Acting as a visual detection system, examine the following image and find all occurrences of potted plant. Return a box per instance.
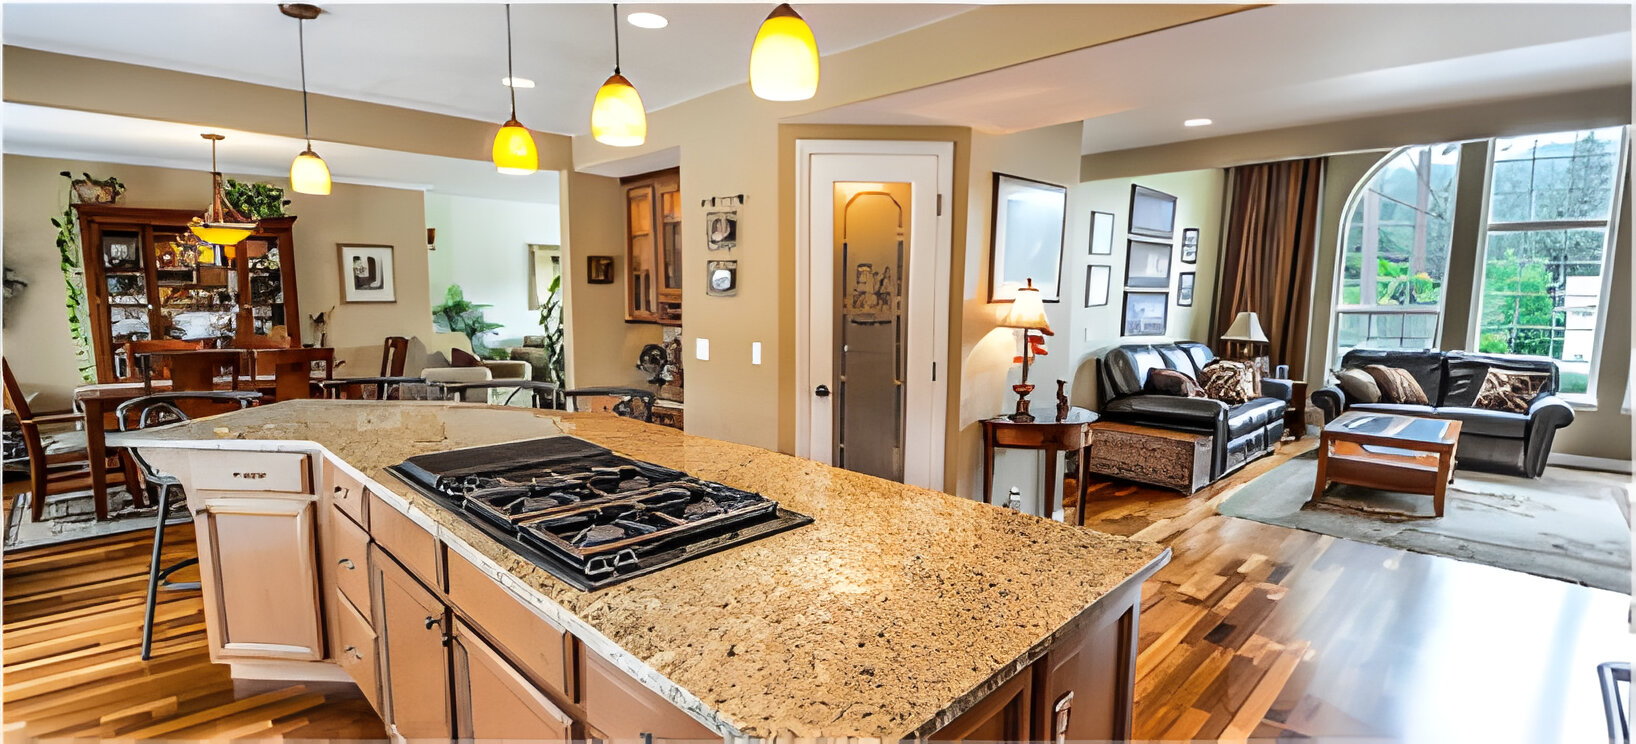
[432,284,505,358]
[68,172,126,204]
[223,180,292,219]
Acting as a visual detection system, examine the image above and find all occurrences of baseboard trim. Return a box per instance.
[1547,453,1634,474]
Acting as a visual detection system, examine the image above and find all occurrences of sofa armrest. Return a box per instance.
[1259,377,1294,402]
[483,359,531,381]
[1102,394,1228,426]
[1521,394,1575,477]
[1527,395,1575,430]
[1311,386,1345,422]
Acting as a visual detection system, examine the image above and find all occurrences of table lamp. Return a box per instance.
[1221,311,1269,369]
[999,278,1053,422]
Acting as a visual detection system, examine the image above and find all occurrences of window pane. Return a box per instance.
[1491,127,1624,222]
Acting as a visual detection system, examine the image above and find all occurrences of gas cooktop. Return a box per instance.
[386,436,812,590]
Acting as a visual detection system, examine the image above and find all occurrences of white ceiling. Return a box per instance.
[787,4,1632,155]
[2,103,562,203]
[2,2,971,136]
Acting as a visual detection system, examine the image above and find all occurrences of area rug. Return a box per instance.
[1219,452,1632,593]
[4,485,190,553]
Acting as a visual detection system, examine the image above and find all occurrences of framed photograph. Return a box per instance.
[1121,291,1169,337]
[1178,272,1196,306]
[338,243,396,303]
[1129,184,1177,239]
[586,255,615,284]
[706,210,738,251]
[102,235,142,270]
[706,260,737,297]
[1124,238,1173,289]
[1088,210,1115,255]
[988,173,1068,302]
[1084,265,1111,307]
[1180,228,1199,264]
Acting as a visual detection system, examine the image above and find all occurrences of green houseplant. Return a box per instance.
[55,171,96,381]
[536,275,566,386]
[223,180,292,219]
[432,284,505,359]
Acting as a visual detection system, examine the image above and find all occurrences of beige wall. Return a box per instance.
[1305,150,1391,387]
[3,153,435,408]
[558,170,662,391]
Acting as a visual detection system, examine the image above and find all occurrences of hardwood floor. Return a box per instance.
[1,516,386,741]
[1074,439,1630,742]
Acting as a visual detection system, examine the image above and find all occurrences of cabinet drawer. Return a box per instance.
[583,651,715,741]
[325,460,369,528]
[445,550,571,701]
[335,591,381,714]
[192,451,311,493]
[331,506,372,618]
[369,493,441,590]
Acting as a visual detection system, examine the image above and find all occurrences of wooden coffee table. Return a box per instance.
[1311,411,1462,517]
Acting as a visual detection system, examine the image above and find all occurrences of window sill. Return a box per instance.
[1558,393,1598,411]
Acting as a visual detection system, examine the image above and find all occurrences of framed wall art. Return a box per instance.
[1121,291,1169,336]
[338,243,396,303]
[988,173,1068,302]
[1124,238,1173,289]
[586,255,615,284]
[1129,184,1177,239]
[1178,272,1196,306]
[1088,210,1115,255]
[1084,265,1111,307]
[707,210,738,251]
[1180,228,1199,264]
[706,260,738,297]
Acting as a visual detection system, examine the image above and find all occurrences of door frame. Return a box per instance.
[794,139,954,491]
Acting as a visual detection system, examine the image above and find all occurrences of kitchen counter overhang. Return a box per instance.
[119,400,1170,740]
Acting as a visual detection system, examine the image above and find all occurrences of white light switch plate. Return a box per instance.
[695,338,710,361]
[751,342,762,365]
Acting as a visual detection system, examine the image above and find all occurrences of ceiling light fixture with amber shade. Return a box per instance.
[749,3,819,101]
[591,3,647,147]
[281,3,331,195]
[492,4,539,175]
[188,133,258,247]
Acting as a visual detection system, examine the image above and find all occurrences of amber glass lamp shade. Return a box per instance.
[591,73,647,147]
[492,118,539,175]
[749,4,818,101]
[189,222,255,247]
[289,149,332,195]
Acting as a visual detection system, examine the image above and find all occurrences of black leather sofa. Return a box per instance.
[1312,349,1575,478]
[1098,342,1292,482]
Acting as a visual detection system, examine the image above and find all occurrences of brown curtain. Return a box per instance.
[1211,158,1324,375]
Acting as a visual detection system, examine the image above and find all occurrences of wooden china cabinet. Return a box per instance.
[74,204,300,382]
[623,169,681,325]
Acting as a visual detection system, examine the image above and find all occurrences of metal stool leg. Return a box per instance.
[140,484,199,661]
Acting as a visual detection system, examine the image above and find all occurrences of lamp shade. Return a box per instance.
[591,73,647,147]
[492,118,539,175]
[1221,311,1269,342]
[289,149,332,195]
[189,223,256,247]
[749,4,819,101]
[998,280,1053,335]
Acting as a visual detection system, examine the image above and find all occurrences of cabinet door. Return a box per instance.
[930,671,1032,743]
[451,619,573,742]
[626,183,658,321]
[373,546,453,740]
[582,651,716,742]
[194,495,324,661]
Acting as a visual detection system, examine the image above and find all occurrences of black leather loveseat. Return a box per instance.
[1099,342,1292,482]
[1312,349,1574,478]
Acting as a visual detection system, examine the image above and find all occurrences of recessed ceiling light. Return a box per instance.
[1184,118,1213,127]
[502,76,535,89]
[627,12,667,29]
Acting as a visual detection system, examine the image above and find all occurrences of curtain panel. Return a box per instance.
[1212,158,1325,374]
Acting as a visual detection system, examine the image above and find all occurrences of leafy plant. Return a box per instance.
[223,180,291,219]
[536,275,566,386]
[432,284,505,358]
[71,172,126,201]
[55,171,95,381]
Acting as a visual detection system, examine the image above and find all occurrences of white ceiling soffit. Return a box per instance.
[1,3,972,137]
[1,103,561,204]
[783,4,1632,155]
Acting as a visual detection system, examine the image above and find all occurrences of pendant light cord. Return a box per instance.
[298,18,312,149]
[505,4,518,119]
[611,3,621,74]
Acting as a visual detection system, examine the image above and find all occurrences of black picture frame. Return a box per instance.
[1178,272,1196,307]
[586,255,615,284]
[1129,184,1178,239]
[1088,210,1115,255]
[1084,265,1110,307]
[1180,228,1199,264]
[1121,291,1169,337]
[1124,238,1173,289]
[988,172,1068,303]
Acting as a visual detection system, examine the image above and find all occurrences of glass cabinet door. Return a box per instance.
[97,228,149,379]
[241,237,286,336]
[153,229,236,345]
[626,185,656,321]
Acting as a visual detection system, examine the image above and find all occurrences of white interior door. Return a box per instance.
[796,140,952,491]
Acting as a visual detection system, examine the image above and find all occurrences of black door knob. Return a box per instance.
[815,384,831,398]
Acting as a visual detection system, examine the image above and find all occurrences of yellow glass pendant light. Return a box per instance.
[282,4,330,195]
[591,4,646,147]
[749,3,818,101]
[189,134,257,247]
[492,4,538,175]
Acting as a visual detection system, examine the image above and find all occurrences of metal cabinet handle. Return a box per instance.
[342,645,362,660]
[815,384,831,398]
[424,615,441,630]
[337,558,355,570]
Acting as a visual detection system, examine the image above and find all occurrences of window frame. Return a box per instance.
[1466,127,1629,408]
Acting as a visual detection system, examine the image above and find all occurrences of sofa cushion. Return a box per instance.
[1227,397,1286,438]
[1350,402,1438,416]
[1442,352,1559,407]
[1144,369,1206,398]
[1179,342,1215,375]
[1364,365,1429,405]
[1200,359,1257,405]
[1101,343,1206,399]
[1157,346,1197,378]
[1335,368,1381,404]
[1472,369,1551,413]
[1341,349,1445,402]
[1433,406,1529,439]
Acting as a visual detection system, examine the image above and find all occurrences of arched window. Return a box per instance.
[1331,144,1462,363]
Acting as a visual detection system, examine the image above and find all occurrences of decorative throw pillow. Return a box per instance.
[1198,359,1256,405]
[1363,364,1429,405]
[1473,369,1550,413]
[1144,369,1207,398]
[1335,368,1381,404]
[450,347,485,368]
[424,351,452,370]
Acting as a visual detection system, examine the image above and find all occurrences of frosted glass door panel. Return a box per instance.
[833,182,912,482]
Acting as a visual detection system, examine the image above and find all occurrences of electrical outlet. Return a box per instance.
[751,342,762,365]
[695,338,710,361]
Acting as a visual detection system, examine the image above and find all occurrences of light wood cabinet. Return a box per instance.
[582,650,716,742]
[624,169,681,325]
[452,618,574,742]
[372,546,453,740]
[334,591,381,712]
[193,494,325,662]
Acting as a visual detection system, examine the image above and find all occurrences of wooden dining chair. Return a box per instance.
[140,349,243,392]
[3,359,141,521]
[561,387,657,422]
[381,336,410,377]
[233,333,292,350]
[251,347,334,402]
[123,339,204,380]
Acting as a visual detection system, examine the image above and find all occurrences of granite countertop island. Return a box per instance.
[120,400,1169,741]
